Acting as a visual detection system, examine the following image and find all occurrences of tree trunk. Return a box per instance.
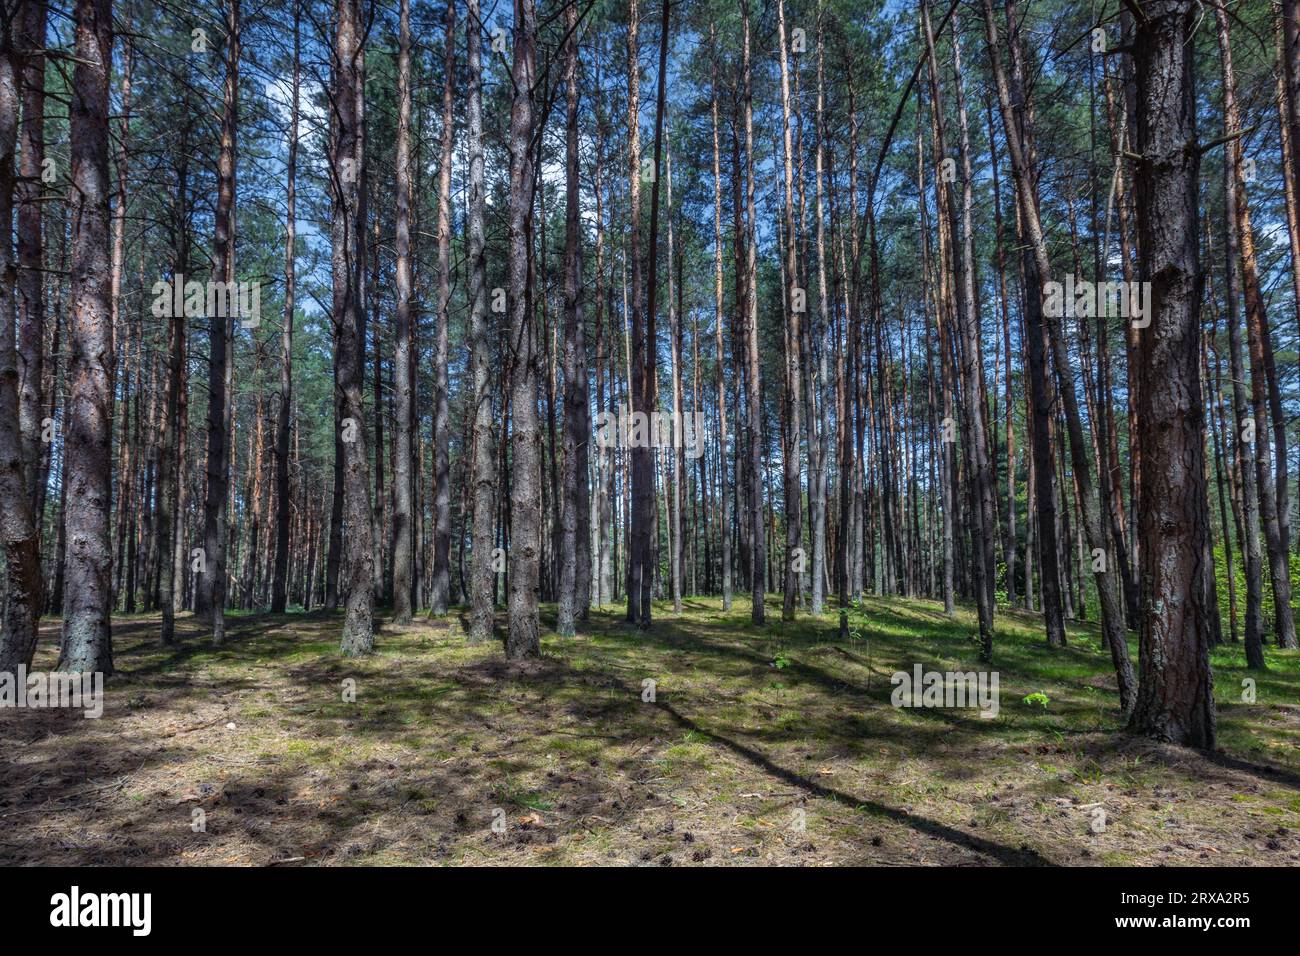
[466,0,496,644]
[16,0,45,518]
[334,0,375,656]
[391,0,415,625]
[1127,0,1217,748]
[709,28,732,612]
[1215,4,1266,668]
[776,0,803,623]
[429,0,455,618]
[505,0,541,659]
[740,0,765,625]
[0,46,43,672]
[625,0,649,627]
[1221,9,1298,652]
[202,0,239,645]
[981,0,1065,651]
[984,0,1136,709]
[558,0,590,636]
[58,0,115,675]
[271,3,299,615]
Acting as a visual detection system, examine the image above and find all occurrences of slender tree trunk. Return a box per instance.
[807,13,830,616]
[709,28,732,612]
[924,0,995,657]
[558,0,590,636]
[1220,10,1297,651]
[58,0,115,675]
[272,4,299,614]
[202,0,239,645]
[391,0,415,625]
[776,0,803,622]
[505,0,541,659]
[0,46,43,672]
[987,94,1017,609]
[740,0,765,625]
[636,0,670,625]
[665,130,685,615]
[981,0,1066,651]
[16,0,45,518]
[1216,5,1266,668]
[334,0,375,656]
[466,0,496,644]
[429,0,455,618]
[625,0,649,627]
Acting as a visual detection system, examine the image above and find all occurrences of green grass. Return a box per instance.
[4,594,1297,866]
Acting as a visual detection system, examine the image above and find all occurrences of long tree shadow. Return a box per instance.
[472,634,1057,866]
[648,694,1051,865]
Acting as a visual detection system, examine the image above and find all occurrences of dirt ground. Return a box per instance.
[3,597,1298,866]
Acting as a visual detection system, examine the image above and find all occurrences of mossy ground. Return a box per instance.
[3,595,1297,866]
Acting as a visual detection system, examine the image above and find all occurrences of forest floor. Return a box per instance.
[3,595,1299,866]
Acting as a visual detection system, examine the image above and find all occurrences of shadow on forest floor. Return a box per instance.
[2,595,1298,866]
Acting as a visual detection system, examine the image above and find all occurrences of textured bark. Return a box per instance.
[776,0,803,623]
[0,45,43,672]
[950,12,998,653]
[108,33,131,613]
[986,94,1017,609]
[334,0,375,656]
[466,0,496,644]
[271,4,299,615]
[325,415,343,610]
[806,16,830,617]
[505,0,541,660]
[709,30,732,612]
[58,0,115,675]
[1127,0,1216,749]
[636,0,669,624]
[391,0,415,625]
[237,347,266,610]
[666,133,684,615]
[624,0,660,629]
[163,145,191,632]
[740,0,765,625]
[1098,64,1141,630]
[429,0,455,618]
[202,0,239,645]
[1283,0,1300,334]
[169,184,189,621]
[16,0,45,516]
[157,156,188,645]
[624,0,647,625]
[593,65,614,610]
[557,0,590,636]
